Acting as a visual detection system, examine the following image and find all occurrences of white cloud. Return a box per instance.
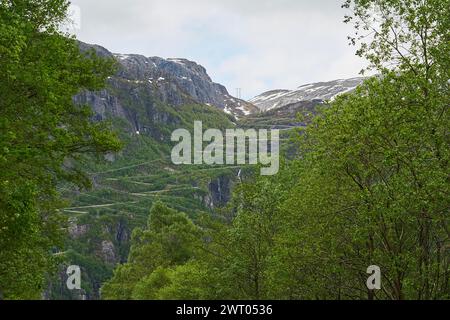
[71,0,366,98]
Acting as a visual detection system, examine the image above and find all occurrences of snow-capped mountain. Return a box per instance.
[249,77,366,112]
[113,54,257,117]
[77,42,257,118]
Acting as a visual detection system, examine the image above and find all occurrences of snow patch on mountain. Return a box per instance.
[250,77,365,111]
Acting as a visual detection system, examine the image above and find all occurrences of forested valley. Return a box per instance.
[0,0,448,300]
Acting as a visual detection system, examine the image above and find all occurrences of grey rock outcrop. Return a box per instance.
[77,42,257,122]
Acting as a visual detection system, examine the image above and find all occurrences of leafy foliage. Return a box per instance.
[101,0,448,300]
[0,0,121,299]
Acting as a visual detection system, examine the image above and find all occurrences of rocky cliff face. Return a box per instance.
[77,42,257,122]
[208,175,232,208]
[249,77,365,111]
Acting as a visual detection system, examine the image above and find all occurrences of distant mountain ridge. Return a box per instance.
[249,77,365,112]
[78,42,257,119]
[78,42,365,120]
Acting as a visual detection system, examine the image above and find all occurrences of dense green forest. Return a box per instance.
[0,0,449,300]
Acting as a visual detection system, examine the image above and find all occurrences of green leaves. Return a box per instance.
[101,202,205,300]
[0,0,121,299]
[347,0,450,77]
[272,67,449,299]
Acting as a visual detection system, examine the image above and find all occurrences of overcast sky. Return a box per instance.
[69,0,366,99]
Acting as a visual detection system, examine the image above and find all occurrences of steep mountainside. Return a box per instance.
[48,43,261,300]
[78,42,257,120]
[249,77,365,111]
